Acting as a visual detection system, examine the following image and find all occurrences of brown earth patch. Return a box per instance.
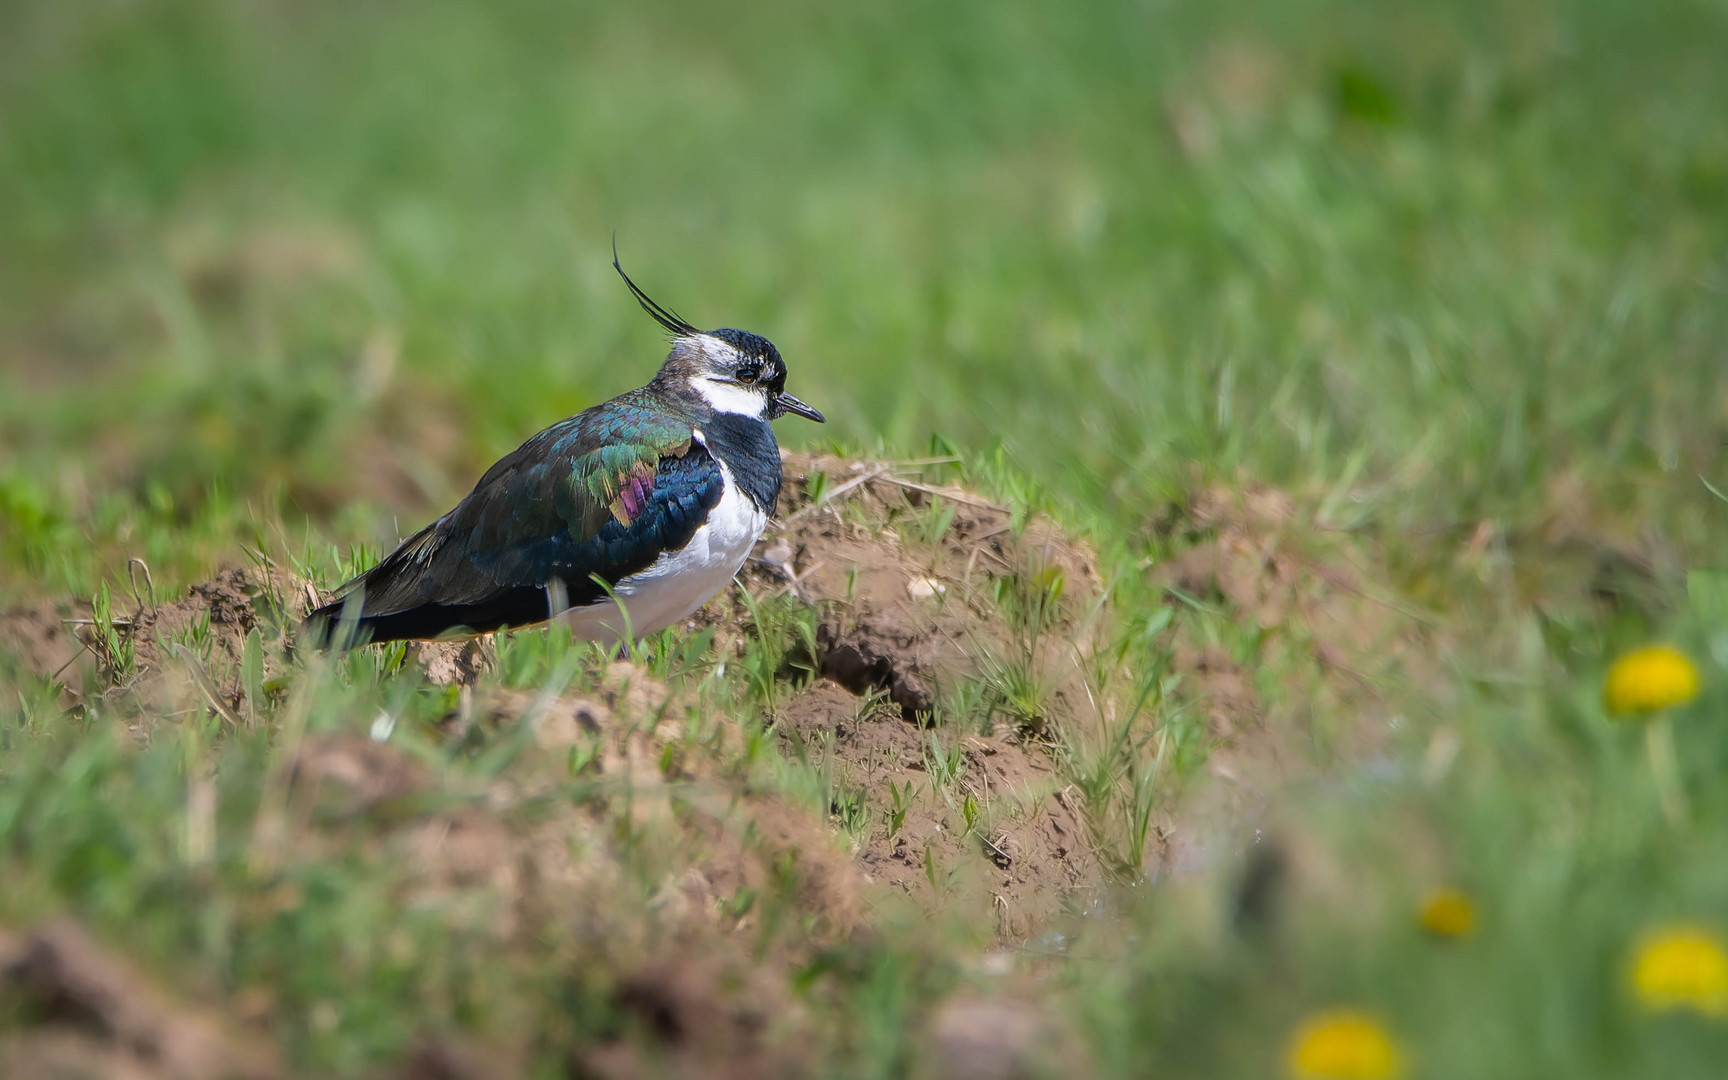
[516,663,870,939]
[686,453,1112,931]
[1171,643,1265,743]
[0,920,284,1080]
[233,680,846,1075]
[126,567,298,676]
[412,637,497,689]
[508,453,1113,937]
[0,565,304,717]
[682,788,869,939]
[0,597,93,704]
[288,733,437,819]
[77,565,312,722]
[0,563,509,731]
[572,954,806,1080]
[280,664,867,942]
[772,680,1096,938]
[705,452,1100,731]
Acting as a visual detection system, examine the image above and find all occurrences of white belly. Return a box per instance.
[557,465,766,645]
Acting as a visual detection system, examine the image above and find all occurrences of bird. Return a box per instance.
[303,250,824,648]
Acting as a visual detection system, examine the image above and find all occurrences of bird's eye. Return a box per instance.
[736,364,761,383]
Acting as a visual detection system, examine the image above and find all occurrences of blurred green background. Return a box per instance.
[4,0,1723,598]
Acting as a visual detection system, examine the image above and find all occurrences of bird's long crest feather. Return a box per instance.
[612,235,699,337]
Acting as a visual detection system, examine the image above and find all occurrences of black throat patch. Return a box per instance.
[698,412,782,514]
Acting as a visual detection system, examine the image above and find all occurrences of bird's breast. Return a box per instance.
[557,461,767,642]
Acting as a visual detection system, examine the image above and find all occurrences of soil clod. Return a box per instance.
[0,920,284,1080]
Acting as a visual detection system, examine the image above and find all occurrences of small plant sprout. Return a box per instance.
[832,785,870,839]
[887,779,920,837]
[804,468,829,508]
[735,585,819,707]
[1060,665,1171,876]
[720,886,757,924]
[960,791,981,837]
[976,646,1055,735]
[924,733,966,800]
[1123,729,1166,873]
[923,843,962,904]
[911,500,957,551]
[91,581,136,682]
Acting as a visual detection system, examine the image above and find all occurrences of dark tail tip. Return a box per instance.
[298,600,373,652]
[297,607,338,651]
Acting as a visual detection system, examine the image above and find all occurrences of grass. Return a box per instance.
[3,0,1728,1076]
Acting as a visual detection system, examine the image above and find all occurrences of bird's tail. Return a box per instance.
[298,520,447,649]
[298,591,375,651]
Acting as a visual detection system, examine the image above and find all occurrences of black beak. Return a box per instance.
[773,392,825,423]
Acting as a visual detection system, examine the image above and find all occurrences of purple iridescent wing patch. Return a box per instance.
[609,465,656,526]
[604,436,693,527]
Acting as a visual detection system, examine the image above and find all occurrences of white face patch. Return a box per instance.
[678,333,770,417]
[694,377,769,417]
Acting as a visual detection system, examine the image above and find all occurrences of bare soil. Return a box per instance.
[694,453,1112,932]
[734,453,1099,722]
[0,920,284,1080]
[0,597,91,706]
[773,680,1095,939]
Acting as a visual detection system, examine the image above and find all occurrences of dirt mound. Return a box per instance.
[1162,484,1424,677]
[0,564,312,724]
[572,954,806,1080]
[0,598,92,704]
[710,454,1099,726]
[264,679,849,1077]
[1,566,305,717]
[125,566,305,698]
[696,454,1110,929]
[475,665,870,940]
[774,681,1094,938]
[1160,483,1431,743]
[0,920,284,1080]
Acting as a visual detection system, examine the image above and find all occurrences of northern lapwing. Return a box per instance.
[304,251,824,648]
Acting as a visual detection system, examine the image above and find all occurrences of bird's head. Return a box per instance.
[615,248,824,424]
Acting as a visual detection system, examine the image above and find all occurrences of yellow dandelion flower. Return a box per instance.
[1286,1009,1404,1080]
[1417,887,1476,939]
[1605,645,1701,716]
[1631,924,1728,1017]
